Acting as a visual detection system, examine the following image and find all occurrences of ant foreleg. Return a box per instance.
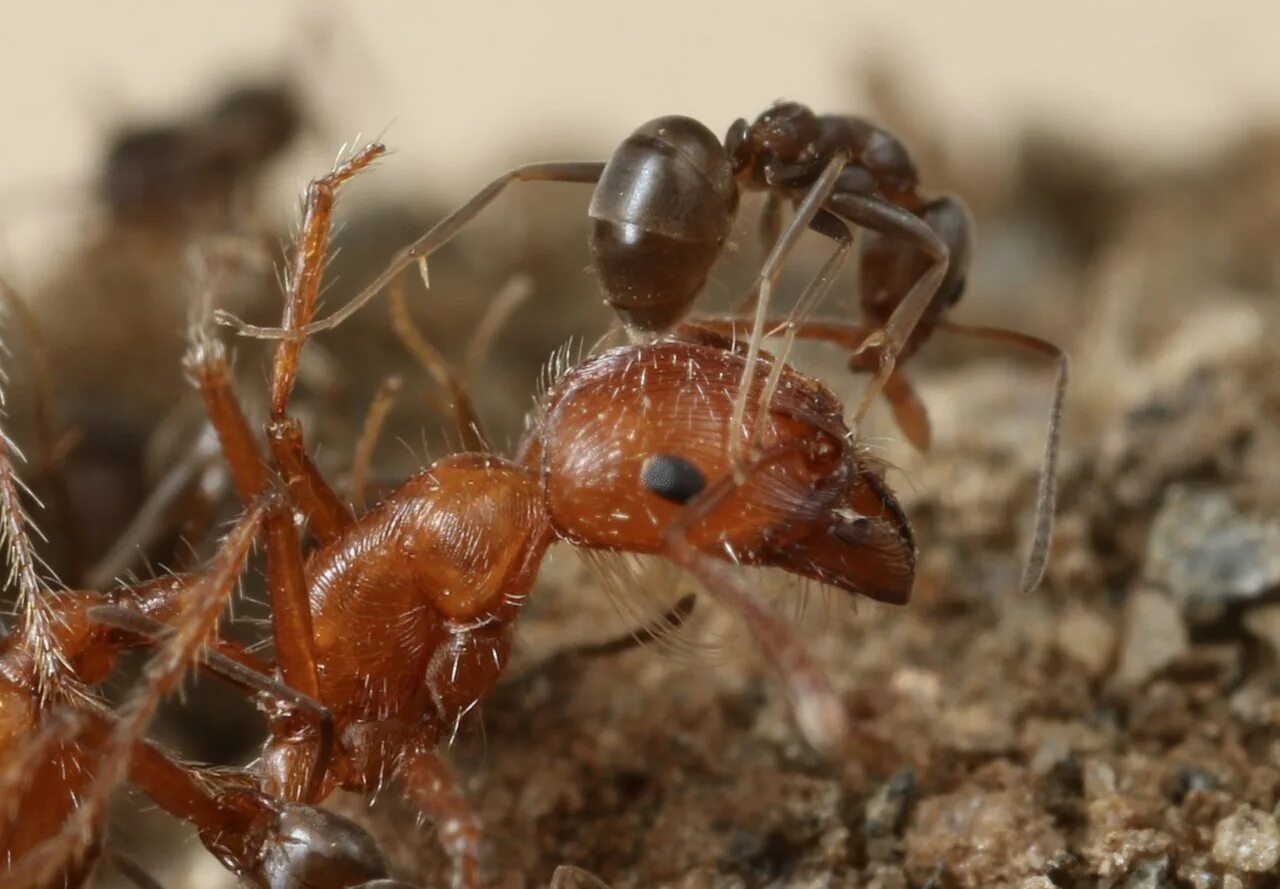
[551,865,613,889]
[824,192,950,429]
[351,374,403,511]
[88,603,335,804]
[729,152,851,474]
[748,210,854,450]
[217,161,606,340]
[396,742,485,889]
[3,502,264,887]
[184,334,330,729]
[663,446,847,754]
[686,317,932,450]
[390,275,489,453]
[262,145,388,542]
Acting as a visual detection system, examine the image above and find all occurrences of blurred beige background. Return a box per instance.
[1,0,1277,199]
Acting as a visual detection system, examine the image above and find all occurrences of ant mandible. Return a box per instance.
[150,141,916,887]
[217,101,1066,593]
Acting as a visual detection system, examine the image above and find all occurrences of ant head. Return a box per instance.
[539,340,915,606]
[206,83,303,165]
[99,124,195,222]
[726,102,821,183]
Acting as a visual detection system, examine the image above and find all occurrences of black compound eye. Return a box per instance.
[641,454,706,505]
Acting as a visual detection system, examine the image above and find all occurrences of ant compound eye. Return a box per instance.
[641,454,707,505]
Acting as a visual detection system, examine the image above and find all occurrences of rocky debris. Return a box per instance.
[903,765,1067,888]
[1211,805,1280,875]
[1145,487,1280,623]
[1111,589,1188,690]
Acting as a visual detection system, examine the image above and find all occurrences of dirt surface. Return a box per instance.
[3,85,1279,889]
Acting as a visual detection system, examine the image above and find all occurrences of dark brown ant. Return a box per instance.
[98,79,304,229]
[218,101,1065,591]
[61,141,921,888]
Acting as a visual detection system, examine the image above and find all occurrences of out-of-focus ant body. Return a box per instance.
[221,101,1066,592]
[99,80,304,230]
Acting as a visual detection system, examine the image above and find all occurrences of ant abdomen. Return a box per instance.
[588,116,739,332]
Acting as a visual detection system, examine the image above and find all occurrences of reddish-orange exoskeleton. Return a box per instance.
[219,100,1066,593]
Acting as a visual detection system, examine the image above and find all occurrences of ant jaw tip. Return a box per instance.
[796,698,848,757]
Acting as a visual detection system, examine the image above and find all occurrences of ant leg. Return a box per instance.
[937,322,1069,594]
[748,210,854,449]
[0,278,83,582]
[85,423,225,588]
[389,275,489,452]
[87,604,334,801]
[551,866,613,889]
[262,146,389,542]
[663,446,847,754]
[397,743,484,889]
[3,503,264,887]
[824,192,950,428]
[729,153,850,474]
[185,333,329,762]
[462,274,534,381]
[0,384,72,702]
[684,317,933,450]
[217,161,607,340]
[351,374,403,510]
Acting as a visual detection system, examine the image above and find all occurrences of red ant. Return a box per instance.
[218,101,1067,593]
[7,138,911,888]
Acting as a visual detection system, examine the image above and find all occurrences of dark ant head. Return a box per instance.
[206,83,303,166]
[726,102,822,184]
[257,803,392,888]
[99,124,195,222]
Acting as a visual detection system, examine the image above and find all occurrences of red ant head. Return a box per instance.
[535,339,915,606]
[726,102,822,186]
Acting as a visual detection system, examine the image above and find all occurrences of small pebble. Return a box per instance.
[1211,805,1280,873]
[1122,857,1173,889]
[1145,487,1280,622]
[1112,590,1188,689]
